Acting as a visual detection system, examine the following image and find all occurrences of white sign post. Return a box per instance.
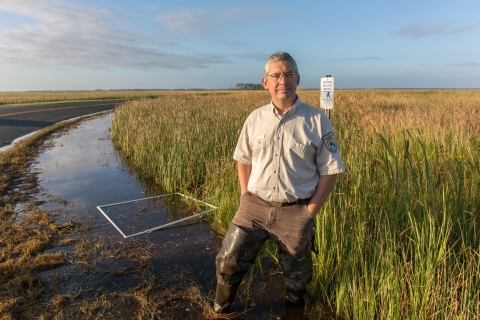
[320,75,334,118]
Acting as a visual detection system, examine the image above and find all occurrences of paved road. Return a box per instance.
[0,100,124,147]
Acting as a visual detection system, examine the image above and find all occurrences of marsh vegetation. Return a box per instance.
[0,90,231,106]
[1,89,479,319]
[111,89,480,319]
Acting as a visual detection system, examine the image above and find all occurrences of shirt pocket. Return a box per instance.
[284,141,312,168]
[250,136,271,160]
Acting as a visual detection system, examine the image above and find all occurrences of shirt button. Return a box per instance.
[274,170,276,173]
[277,137,280,140]
[273,187,276,190]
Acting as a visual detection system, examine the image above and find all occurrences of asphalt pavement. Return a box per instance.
[0,100,124,147]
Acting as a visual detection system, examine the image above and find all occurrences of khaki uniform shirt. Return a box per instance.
[233,97,345,203]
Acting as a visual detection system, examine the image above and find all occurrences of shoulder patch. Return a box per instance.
[322,132,338,153]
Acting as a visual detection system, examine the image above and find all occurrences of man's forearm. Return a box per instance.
[307,174,338,216]
[237,162,252,195]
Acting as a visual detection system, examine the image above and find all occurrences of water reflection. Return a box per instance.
[34,114,153,216]
[29,113,219,287]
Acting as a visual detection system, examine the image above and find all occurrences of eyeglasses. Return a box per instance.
[266,72,297,81]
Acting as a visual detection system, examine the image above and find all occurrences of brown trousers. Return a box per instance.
[216,192,315,302]
[232,191,314,255]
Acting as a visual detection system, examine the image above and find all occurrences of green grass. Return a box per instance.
[111,89,480,319]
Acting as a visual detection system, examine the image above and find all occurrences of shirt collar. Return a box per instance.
[270,95,302,117]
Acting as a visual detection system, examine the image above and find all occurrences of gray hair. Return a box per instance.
[264,52,299,77]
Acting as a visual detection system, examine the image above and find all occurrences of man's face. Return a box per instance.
[262,60,300,105]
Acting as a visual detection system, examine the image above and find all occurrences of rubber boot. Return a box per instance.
[213,283,238,313]
[214,223,265,313]
[277,242,312,304]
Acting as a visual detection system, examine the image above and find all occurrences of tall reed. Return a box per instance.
[111,89,480,319]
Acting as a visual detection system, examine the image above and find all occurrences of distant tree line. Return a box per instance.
[235,83,264,90]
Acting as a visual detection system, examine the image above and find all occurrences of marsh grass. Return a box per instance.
[43,240,225,319]
[46,269,235,320]
[0,90,233,106]
[111,89,480,319]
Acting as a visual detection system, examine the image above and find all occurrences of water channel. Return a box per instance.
[22,113,293,319]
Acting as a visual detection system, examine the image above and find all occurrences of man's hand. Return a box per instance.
[307,174,338,216]
[238,162,252,195]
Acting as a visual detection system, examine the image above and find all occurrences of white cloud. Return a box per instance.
[392,24,448,39]
[156,6,279,35]
[392,21,480,39]
[156,10,217,35]
[450,62,480,67]
[447,22,480,34]
[0,0,229,69]
[332,57,383,61]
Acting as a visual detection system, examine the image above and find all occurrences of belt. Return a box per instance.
[256,194,311,208]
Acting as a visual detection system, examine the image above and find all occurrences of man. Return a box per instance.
[214,52,345,314]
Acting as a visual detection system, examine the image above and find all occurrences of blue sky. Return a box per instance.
[0,0,479,90]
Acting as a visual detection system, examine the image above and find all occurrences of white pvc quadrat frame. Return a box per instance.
[97,192,218,238]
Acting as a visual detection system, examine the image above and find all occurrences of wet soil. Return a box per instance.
[16,113,303,319]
